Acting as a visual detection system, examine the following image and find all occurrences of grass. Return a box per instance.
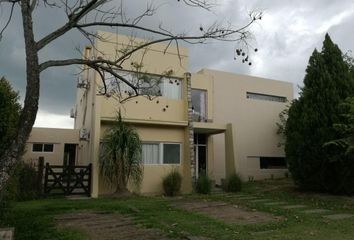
[2,179,354,239]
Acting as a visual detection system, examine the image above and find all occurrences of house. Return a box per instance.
[23,31,293,197]
[24,128,81,166]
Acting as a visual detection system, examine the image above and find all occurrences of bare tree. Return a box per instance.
[0,0,261,191]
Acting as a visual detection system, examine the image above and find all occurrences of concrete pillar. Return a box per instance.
[225,123,236,178]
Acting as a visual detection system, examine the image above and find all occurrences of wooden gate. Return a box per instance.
[44,163,92,196]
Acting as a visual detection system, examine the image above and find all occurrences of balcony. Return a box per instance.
[99,70,186,124]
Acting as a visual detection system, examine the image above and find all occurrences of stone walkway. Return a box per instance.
[56,211,173,240]
[212,191,354,221]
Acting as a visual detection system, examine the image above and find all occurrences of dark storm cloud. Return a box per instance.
[0,0,354,127]
[0,2,91,118]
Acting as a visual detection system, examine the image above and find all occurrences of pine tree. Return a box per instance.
[285,34,354,193]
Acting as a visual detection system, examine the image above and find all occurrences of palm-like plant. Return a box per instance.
[100,112,143,193]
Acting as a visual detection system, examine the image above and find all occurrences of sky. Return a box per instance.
[0,0,354,129]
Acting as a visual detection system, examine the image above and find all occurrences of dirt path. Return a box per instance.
[172,200,282,225]
[56,211,173,240]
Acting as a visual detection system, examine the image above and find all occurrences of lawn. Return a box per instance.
[2,179,354,240]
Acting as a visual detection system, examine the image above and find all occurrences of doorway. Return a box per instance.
[194,133,207,178]
[64,144,77,166]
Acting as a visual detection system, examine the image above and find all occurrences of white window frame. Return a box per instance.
[141,142,181,165]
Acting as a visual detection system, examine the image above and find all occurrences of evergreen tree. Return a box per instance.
[285,34,354,193]
[0,77,21,158]
[323,97,354,194]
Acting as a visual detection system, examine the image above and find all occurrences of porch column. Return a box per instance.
[225,123,236,178]
[185,72,196,187]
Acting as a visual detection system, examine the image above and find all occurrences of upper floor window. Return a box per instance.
[32,143,54,153]
[246,92,286,103]
[192,89,207,122]
[105,70,182,100]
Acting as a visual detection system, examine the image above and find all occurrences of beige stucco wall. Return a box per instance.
[83,32,192,197]
[98,123,190,195]
[100,95,187,124]
[23,128,80,166]
[95,31,188,78]
[199,69,293,182]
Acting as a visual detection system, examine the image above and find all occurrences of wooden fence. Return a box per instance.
[44,163,92,196]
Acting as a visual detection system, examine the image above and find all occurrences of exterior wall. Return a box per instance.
[85,32,192,196]
[98,123,190,195]
[23,128,80,165]
[95,31,188,77]
[199,69,293,182]
[100,95,187,124]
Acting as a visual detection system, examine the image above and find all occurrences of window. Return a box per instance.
[163,144,180,164]
[141,142,181,165]
[260,157,286,169]
[192,89,207,122]
[105,70,182,100]
[141,143,160,164]
[159,78,182,100]
[32,143,54,153]
[246,92,286,103]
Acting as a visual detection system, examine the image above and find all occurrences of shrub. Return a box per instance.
[223,174,242,193]
[0,161,39,220]
[162,169,182,196]
[16,162,39,201]
[0,170,19,221]
[195,174,212,194]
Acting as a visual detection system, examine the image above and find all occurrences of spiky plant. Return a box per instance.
[100,112,143,193]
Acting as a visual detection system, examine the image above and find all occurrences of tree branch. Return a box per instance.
[39,58,138,94]
[36,0,105,50]
[0,1,16,41]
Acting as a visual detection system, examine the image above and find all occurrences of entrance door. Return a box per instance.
[194,134,207,178]
[64,144,77,166]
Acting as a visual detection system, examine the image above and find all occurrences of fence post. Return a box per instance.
[44,162,50,196]
[87,163,92,197]
[37,157,44,196]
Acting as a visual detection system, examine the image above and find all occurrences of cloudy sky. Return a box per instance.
[1,0,354,128]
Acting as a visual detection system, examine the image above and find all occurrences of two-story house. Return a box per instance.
[23,31,293,197]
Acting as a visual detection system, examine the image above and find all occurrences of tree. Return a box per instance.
[323,97,354,194]
[0,77,21,164]
[0,0,261,191]
[0,76,21,216]
[284,34,354,193]
[100,112,142,193]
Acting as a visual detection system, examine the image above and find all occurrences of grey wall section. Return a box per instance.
[201,69,293,182]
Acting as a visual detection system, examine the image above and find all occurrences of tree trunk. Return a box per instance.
[0,0,40,191]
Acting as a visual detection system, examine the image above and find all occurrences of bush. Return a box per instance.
[195,174,212,194]
[0,170,19,221]
[162,169,182,196]
[16,162,39,201]
[223,174,242,192]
